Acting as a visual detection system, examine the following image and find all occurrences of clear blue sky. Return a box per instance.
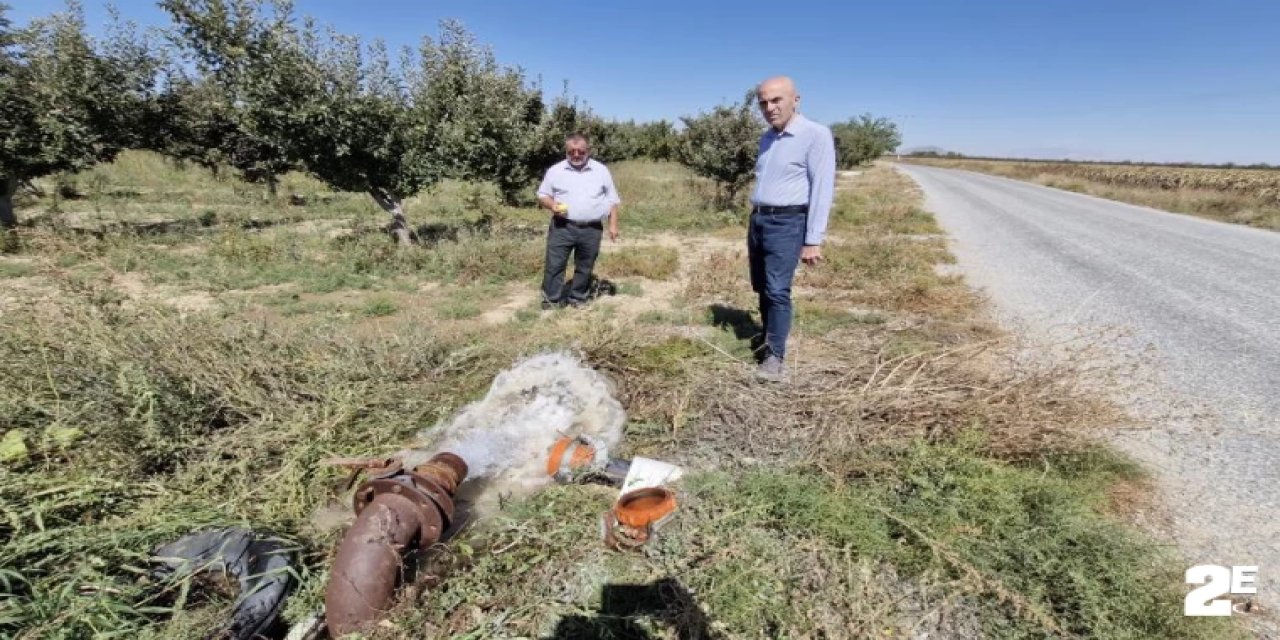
[9,0,1280,164]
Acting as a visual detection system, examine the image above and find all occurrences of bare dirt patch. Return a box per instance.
[112,272,216,314]
[479,287,537,325]
[599,278,682,319]
[0,276,59,313]
[263,218,352,239]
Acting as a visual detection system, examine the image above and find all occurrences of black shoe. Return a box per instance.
[565,299,586,308]
[541,300,562,310]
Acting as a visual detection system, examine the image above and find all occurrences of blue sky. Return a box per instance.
[9,0,1280,164]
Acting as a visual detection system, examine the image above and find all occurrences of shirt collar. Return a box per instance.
[770,113,807,138]
[564,159,594,172]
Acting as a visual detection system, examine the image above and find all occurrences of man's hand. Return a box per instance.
[607,206,620,241]
[538,195,567,217]
[801,245,823,265]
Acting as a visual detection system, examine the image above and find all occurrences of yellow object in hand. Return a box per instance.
[555,203,568,214]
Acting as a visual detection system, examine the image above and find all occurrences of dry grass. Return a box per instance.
[689,328,1116,469]
[0,159,1244,639]
[599,245,680,280]
[680,249,752,308]
[608,160,744,231]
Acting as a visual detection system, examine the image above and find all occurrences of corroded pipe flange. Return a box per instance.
[352,473,455,549]
[325,453,468,637]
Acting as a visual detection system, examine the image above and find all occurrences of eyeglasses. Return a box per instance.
[566,149,588,157]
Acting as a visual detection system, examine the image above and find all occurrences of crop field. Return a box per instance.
[901,157,1280,230]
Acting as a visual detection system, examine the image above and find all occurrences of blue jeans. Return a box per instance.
[748,212,807,359]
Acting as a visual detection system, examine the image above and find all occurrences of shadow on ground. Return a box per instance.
[412,218,542,246]
[544,577,717,640]
[707,303,764,362]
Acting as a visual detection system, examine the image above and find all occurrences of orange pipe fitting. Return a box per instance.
[602,487,678,550]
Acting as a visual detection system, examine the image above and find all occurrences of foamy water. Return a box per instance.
[399,352,626,512]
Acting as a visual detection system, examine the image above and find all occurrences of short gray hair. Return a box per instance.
[564,132,591,146]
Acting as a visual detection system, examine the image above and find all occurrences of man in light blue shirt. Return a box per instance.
[536,133,621,308]
[749,76,836,381]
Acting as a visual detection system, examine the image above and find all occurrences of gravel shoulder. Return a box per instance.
[897,163,1280,620]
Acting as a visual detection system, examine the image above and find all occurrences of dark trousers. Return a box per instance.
[748,211,807,359]
[542,217,603,304]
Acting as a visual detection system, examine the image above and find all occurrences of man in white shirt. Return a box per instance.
[536,133,622,308]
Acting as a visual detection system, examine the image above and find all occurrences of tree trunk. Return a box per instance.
[500,180,523,207]
[368,188,413,246]
[0,176,18,229]
[266,174,279,200]
[719,183,739,211]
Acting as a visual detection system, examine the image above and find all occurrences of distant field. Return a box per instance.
[900,157,1280,230]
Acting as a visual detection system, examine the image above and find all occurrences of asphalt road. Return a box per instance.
[897,163,1280,613]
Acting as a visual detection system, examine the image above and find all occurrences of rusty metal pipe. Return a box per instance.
[325,453,467,637]
[325,493,422,634]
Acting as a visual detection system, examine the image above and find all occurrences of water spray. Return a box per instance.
[320,353,684,634]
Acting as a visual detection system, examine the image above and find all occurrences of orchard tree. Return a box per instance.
[591,120,650,162]
[595,119,678,162]
[291,31,444,245]
[0,6,17,223]
[677,93,761,208]
[163,5,567,239]
[163,1,436,242]
[293,22,572,241]
[0,3,157,227]
[142,76,237,176]
[413,21,548,205]
[636,120,678,161]
[160,0,308,196]
[831,114,901,168]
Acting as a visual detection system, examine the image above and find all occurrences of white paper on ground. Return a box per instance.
[619,457,683,494]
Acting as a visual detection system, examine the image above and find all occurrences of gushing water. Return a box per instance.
[399,352,625,511]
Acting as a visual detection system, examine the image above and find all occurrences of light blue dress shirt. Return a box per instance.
[750,113,837,245]
[536,159,621,222]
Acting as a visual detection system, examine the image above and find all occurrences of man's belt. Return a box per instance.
[555,217,604,229]
[752,204,808,215]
